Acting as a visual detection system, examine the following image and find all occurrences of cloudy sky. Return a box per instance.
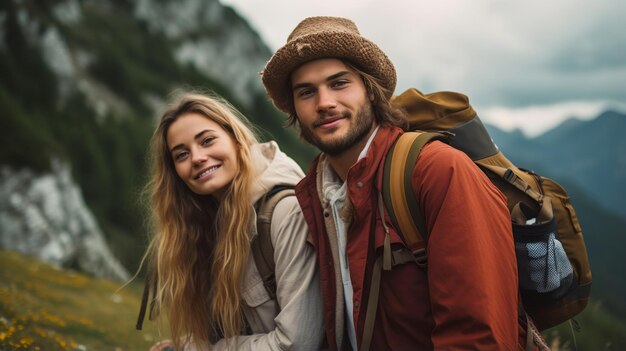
[221,0,626,136]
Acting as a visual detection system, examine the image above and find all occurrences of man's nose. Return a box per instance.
[316,87,337,113]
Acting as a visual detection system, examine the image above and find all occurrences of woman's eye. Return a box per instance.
[174,151,188,161]
[201,137,215,146]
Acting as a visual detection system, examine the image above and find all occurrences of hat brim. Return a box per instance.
[262,31,397,113]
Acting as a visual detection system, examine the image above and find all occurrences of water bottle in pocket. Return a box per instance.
[512,198,574,304]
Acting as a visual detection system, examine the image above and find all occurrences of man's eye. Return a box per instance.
[331,80,348,88]
[297,89,314,98]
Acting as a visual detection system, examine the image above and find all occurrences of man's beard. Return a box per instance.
[299,104,375,156]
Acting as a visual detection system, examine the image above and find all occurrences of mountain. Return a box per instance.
[533,112,626,219]
[486,111,626,220]
[0,0,314,275]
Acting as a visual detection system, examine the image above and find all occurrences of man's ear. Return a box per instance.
[364,84,375,102]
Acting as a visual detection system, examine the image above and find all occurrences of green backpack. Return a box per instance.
[379,89,591,331]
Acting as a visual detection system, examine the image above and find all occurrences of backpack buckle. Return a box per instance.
[412,248,428,268]
[264,274,277,300]
[504,169,518,184]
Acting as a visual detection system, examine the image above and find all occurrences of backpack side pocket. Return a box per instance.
[512,198,574,304]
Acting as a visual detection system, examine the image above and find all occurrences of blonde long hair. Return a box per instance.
[144,91,258,348]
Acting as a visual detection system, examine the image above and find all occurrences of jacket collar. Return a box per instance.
[346,125,403,191]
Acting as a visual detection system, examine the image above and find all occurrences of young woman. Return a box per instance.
[143,92,323,350]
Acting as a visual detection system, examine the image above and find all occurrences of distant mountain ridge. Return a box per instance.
[486,110,626,220]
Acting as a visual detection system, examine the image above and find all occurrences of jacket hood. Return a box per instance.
[250,141,305,204]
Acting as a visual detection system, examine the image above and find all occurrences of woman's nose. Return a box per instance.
[191,150,208,165]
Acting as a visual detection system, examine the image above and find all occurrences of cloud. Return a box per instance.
[481,100,626,137]
[221,0,626,135]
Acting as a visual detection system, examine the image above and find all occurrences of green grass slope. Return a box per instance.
[543,300,626,350]
[0,250,167,350]
[2,249,626,350]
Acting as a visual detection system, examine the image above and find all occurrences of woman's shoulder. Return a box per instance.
[268,194,307,243]
[270,194,304,233]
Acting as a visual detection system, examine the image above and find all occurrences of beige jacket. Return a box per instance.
[212,141,324,351]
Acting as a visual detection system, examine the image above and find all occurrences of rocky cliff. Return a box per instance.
[0,161,129,280]
[135,0,271,107]
[0,0,301,278]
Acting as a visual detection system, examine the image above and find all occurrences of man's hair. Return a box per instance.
[285,59,408,130]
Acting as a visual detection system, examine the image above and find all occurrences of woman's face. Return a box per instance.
[166,112,239,201]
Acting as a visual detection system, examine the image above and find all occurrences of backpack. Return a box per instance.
[382,88,592,331]
[135,185,294,330]
[251,185,296,299]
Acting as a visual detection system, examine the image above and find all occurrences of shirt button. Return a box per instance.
[354,300,360,309]
[356,181,364,188]
[324,211,330,217]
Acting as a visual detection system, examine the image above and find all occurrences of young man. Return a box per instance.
[262,17,526,350]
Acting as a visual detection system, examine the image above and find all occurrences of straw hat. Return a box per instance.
[261,16,397,113]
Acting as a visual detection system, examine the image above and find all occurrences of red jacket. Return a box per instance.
[296,126,521,350]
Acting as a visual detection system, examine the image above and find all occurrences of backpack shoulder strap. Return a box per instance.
[363,131,448,349]
[252,185,296,299]
[381,131,448,266]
